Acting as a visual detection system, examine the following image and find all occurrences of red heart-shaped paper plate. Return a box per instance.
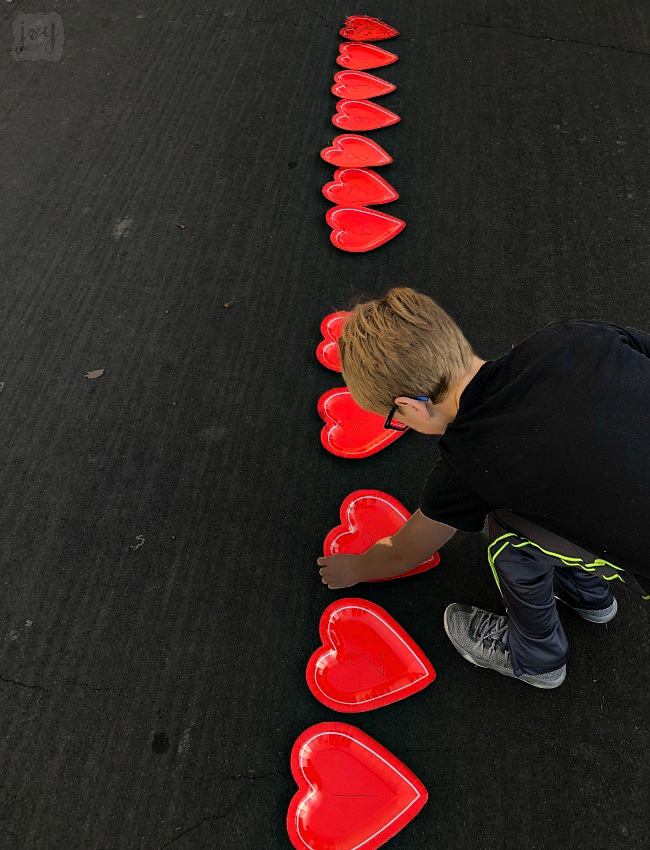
[323,168,399,207]
[320,134,393,168]
[332,70,396,100]
[324,490,441,581]
[287,722,427,850]
[316,311,350,371]
[306,599,436,712]
[337,42,398,71]
[326,206,405,253]
[341,16,400,42]
[333,99,401,131]
[318,388,405,458]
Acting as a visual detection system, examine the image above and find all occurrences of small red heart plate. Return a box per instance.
[318,387,405,458]
[320,134,393,168]
[324,490,441,581]
[337,42,398,71]
[316,311,350,372]
[332,70,396,99]
[340,16,400,42]
[326,206,405,253]
[306,598,436,712]
[287,721,427,850]
[333,99,401,131]
[323,168,399,207]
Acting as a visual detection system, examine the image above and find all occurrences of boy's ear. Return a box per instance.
[394,397,430,418]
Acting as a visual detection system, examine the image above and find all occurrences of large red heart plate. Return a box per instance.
[318,388,405,458]
[326,206,405,253]
[287,722,427,850]
[333,99,401,131]
[337,42,398,71]
[316,311,350,371]
[306,599,436,712]
[332,70,396,100]
[320,134,393,168]
[323,168,399,207]
[340,16,400,42]
[324,490,441,581]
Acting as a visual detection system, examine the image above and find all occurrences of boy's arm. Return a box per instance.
[318,509,457,589]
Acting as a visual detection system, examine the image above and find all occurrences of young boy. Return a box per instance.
[317,287,650,689]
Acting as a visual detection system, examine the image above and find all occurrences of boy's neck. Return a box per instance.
[445,356,487,419]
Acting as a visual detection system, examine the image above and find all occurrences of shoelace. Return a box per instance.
[470,611,509,658]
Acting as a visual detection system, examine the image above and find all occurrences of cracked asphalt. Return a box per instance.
[0,0,648,847]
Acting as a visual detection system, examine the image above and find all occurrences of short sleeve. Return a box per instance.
[420,456,491,532]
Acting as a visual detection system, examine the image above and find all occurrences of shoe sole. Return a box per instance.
[443,606,566,690]
[554,594,617,624]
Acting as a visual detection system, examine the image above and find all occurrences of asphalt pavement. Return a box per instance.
[0,1,648,848]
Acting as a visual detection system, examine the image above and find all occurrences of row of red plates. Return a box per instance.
[294,487,437,845]
[288,19,429,850]
[295,495,438,845]
[317,310,409,458]
[293,592,432,846]
[323,35,405,251]
[314,488,440,710]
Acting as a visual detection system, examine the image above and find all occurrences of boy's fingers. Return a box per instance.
[320,574,340,589]
[317,557,326,566]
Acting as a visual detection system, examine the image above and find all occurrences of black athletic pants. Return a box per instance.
[487,510,622,677]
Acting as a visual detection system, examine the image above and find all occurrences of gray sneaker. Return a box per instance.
[553,587,618,624]
[443,603,566,689]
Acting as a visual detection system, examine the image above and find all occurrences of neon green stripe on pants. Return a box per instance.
[486,534,630,594]
[487,533,517,595]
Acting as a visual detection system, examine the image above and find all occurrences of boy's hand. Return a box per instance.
[317,553,361,590]
[316,512,457,590]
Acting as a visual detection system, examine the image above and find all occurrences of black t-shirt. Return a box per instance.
[420,320,650,581]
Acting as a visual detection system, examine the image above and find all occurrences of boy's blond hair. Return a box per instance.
[338,287,474,415]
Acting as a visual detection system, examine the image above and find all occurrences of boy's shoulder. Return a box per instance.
[512,319,633,360]
[522,319,608,345]
[519,319,650,357]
